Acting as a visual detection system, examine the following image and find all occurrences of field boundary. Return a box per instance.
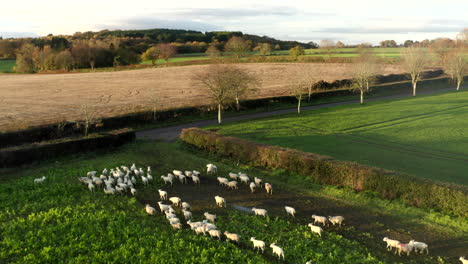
[180,127,468,217]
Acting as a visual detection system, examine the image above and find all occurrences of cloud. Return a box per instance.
[0,31,38,38]
[311,25,464,34]
[170,6,299,18]
[98,17,221,32]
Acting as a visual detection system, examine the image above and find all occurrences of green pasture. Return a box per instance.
[0,141,465,263]
[0,60,15,72]
[215,90,468,186]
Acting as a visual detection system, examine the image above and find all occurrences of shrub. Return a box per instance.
[180,128,468,217]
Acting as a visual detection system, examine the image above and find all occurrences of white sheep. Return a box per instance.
[34,176,46,183]
[308,223,323,237]
[182,202,191,210]
[130,187,137,196]
[239,175,250,184]
[191,175,200,185]
[104,187,116,195]
[173,170,183,177]
[408,240,428,254]
[184,170,193,177]
[102,168,108,175]
[130,163,136,171]
[195,226,207,235]
[187,220,203,230]
[383,237,401,252]
[88,182,95,192]
[254,177,262,187]
[228,172,238,180]
[396,243,413,256]
[202,220,217,231]
[250,237,266,253]
[167,206,176,214]
[311,215,328,226]
[145,204,157,215]
[160,175,173,186]
[182,210,192,220]
[284,206,296,217]
[217,177,229,186]
[224,231,240,243]
[87,171,97,177]
[214,196,226,207]
[252,207,268,217]
[178,174,187,184]
[115,186,124,195]
[270,243,285,260]
[204,212,216,223]
[227,181,238,190]
[460,257,468,264]
[147,166,151,175]
[208,229,222,240]
[328,216,344,226]
[157,202,170,213]
[192,170,201,176]
[169,218,181,225]
[141,175,149,186]
[147,174,153,182]
[265,183,273,194]
[206,164,217,175]
[249,182,256,193]
[169,197,182,207]
[165,212,177,219]
[171,223,182,230]
[158,189,168,200]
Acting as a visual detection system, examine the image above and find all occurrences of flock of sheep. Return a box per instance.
[34,162,465,263]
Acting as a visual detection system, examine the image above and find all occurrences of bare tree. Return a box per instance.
[294,64,322,102]
[77,102,100,137]
[157,43,177,62]
[205,44,221,58]
[224,36,251,59]
[429,38,455,64]
[147,88,160,120]
[401,46,430,96]
[444,48,467,91]
[192,64,257,124]
[319,39,336,58]
[288,78,308,114]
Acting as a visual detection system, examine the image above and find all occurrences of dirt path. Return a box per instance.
[137,174,466,263]
[136,87,457,141]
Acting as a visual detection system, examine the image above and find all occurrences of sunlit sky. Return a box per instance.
[1,0,466,45]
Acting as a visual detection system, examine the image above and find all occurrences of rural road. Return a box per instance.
[136,87,458,141]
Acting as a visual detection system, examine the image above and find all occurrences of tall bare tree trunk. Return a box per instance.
[366,80,369,91]
[297,100,301,113]
[360,90,364,104]
[412,81,417,96]
[84,121,89,137]
[308,87,312,102]
[218,104,222,124]
[235,96,240,111]
[457,79,461,91]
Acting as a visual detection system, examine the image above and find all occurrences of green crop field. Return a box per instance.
[0,60,15,72]
[1,141,465,263]
[215,90,468,186]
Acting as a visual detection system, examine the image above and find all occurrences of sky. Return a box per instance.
[0,0,466,45]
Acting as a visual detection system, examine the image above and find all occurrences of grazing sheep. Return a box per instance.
[87,171,97,177]
[383,237,401,252]
[147,166,151,175]
[168,206,176,214]
[250,237,266,253]
[130,188,137,196]
[227,181,238,190]
[208,229,222,240]
[284,206,296,217]
[161,175,173,186]
[306,261,313,264]
[202,221,217,231]
[191,175,200,185]
[171,223,182,230]
[270,243,285,260]
[182,202,191,210]
[460,257,468,264]
[224,231,240,243]
[204,212,216,223]
[239,175,250,184]
[249,182,256,193]
[228,172,238,180]
[182,210,192,220]
[165,212,177,219]
[311,215,328,226]
[178,174,187,184]
[184,170,193,177]
[115,186,124,195]
[396,243,413,256]
[145,204,157,215]
[195,226,207,235]
[214,196,226,207]
[141,176,149,186]
[131,176,137,185]
[192,170,201,176]
[217,177,229,186]
[158,189,168,200]
[130,163,136,171]
[88,182,95,192]
[147,174,153,182]
[169,197,182,207]
[157,202,170,213]
[173,170,183,177]
[169,218,181,225]
[187,220,203,230]
[265,183,273,194]
[34,176,46,183]
[254,177,262,187]
[308,223,323,237]
[104,187,116,195]
[102,168,108,175]
[409,240,428,254]
[206,164,217,175]
[328,216,345,227]
[252,207,268,217]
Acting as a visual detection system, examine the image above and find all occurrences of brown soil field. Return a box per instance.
[0,63,405,132]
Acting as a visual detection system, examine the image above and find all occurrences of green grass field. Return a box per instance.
[1,141,465,263]
[0,60,15,72]
[214,90,468,186]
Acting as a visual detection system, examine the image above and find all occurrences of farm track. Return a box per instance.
[137,171,467,262]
